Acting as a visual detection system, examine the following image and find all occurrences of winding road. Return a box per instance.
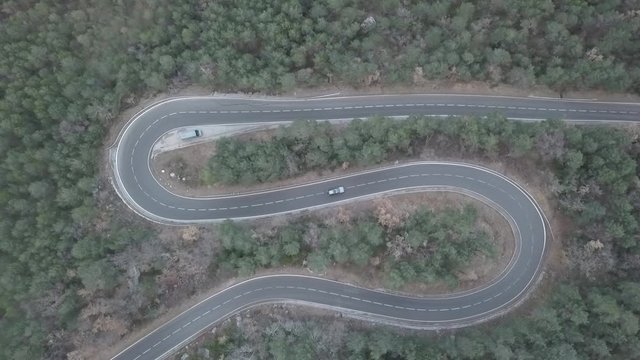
[110,94,639,360]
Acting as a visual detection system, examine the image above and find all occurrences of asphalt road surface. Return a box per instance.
[110,94,639,360]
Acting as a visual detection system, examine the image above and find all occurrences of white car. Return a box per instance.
[327,186,345,195]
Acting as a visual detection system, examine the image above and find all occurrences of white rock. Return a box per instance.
[361,16,376,31]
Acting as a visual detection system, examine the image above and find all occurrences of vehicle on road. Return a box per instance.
[178,129,202,140]
[327,186,345,195]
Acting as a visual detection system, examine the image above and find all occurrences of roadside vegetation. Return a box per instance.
[214,204,494,289]
[199,115,640,358]
[1,0,639,359]
[205,115,640,255]
[184,280,640,360]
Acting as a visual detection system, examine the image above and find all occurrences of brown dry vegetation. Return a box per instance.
[94,187,521,360]
[307,192,515,295]
[98,87,590,360]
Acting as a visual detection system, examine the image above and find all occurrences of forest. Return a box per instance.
[0,0,639,358]
[205,114,640,254]
[214,204,494,289]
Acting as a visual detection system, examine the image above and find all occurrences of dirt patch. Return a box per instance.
[152,126,395,197]
[153,140,217,190]
[152,128,289,194]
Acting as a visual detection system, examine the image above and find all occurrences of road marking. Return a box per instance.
[114,95,583,357]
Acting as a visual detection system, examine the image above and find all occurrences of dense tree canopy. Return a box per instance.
[206,114,640,254]
[1,0,640,358]
[214,204,492,290]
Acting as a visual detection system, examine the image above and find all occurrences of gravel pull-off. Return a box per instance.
[151,124,277,157]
